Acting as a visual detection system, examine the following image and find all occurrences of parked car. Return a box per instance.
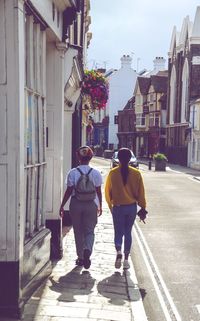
[111,151,139,168]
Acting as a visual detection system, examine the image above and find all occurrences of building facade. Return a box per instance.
[117,98,136,152]
[0,0,91,317]
[187,8,200,170]
[188,99,200,169]
[107,55,138,149]
[116,57,167,158]
[166,8,200,167]
[134,73,168,157]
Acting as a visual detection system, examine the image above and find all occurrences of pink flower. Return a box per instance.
[81,70,109,110]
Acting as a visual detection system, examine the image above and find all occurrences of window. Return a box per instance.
[155,114,159,127]
[149,103,155,112]
[136,113,145,126]
[114,115,119,124]
[149,113,159,127]
[169,66,176,124]
[161,110,167,127]
[24,13,46,240]
[181,60,189,123]
[197,138,200,163]
[136,94,142,106]
[52,3,55,21]
[150,93,154,103]
[190,105,197,129]
[192,139,196,161]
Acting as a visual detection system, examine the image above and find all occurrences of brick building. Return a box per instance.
[117,97,136,152]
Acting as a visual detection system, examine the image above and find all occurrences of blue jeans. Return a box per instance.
[112,203,137,254]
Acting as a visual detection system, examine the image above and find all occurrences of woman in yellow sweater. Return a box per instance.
[105,148,147,269]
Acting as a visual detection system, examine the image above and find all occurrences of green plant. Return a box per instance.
[153,153,168,161]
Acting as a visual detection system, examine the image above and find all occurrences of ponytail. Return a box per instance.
[120,163,129,185]
[118,148,132,186]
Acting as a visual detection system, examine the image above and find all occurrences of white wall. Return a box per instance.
[30,0,63,41]
[188,103,200,169]
[0,0,7,260]
[46,42,65,219]
[46,43,82,215]
[107,59,137,148]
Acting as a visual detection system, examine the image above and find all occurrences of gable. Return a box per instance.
[137,77,150,95]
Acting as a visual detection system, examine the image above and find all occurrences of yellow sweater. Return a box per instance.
[105,166,146,210]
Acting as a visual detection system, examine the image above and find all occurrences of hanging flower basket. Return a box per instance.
[82,70,109,111]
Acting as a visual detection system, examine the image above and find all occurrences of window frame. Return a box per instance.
[136,113,145,127]
[24,12,47,241]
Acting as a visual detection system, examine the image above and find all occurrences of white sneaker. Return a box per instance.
[115,254,122,269]
[123,259,130,269]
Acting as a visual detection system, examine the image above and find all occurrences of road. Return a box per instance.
[91,157,200,321]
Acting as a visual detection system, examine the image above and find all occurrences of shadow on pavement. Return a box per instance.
[97,271,130,305]
[139,287,147,299]
[124,270,147,302]
[49,267,96,302]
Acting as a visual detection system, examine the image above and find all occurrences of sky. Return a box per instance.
[87,0,200,72]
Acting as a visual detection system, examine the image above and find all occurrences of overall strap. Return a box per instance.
[87,168,93,175]
[76,167,84,175]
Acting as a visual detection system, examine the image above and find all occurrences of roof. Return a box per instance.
[137,77,151,94]
[123,96,135,110]
[156,70,168,77]
[104,69,117,78]
[151,75,168,93]
[192,6,200,38]
[159,93,167,102]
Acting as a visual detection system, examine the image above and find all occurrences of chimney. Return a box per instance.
[120,54,132,68]
[153,57,166,72]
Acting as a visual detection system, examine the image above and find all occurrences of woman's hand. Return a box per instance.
[137,208,148,223]
[98,207,102,216]
[59,186,73,218]
[59,206,64,218]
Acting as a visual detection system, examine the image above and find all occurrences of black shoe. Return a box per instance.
[83,249,91,269]
[75,258,84,266]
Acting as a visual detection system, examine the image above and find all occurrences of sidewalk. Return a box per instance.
[16,158,198,321]
[1,206,147,321]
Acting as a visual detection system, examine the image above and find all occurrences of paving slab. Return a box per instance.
[0,207,147,321]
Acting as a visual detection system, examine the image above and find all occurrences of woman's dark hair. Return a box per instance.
[117,148,132,185]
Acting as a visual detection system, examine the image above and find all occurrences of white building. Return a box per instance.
[107,55,138,149]
[138,56,166,77]
[188,99,200,170]
[187,8,200,170]
[0,0,91,317]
